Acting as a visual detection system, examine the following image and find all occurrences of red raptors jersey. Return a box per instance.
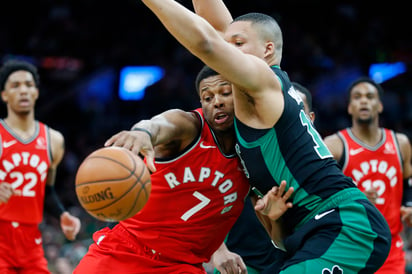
[339,128,403,235]
[0,120,51,224]
[121,109,250,264]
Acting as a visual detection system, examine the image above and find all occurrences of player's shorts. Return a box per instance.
[375,233,405,274]
[74,224,206,274]
[279,188,391,274]
[0,220,49,274]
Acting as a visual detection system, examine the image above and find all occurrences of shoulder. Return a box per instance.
[394,131,412,177]
[394,131,411,157]
[47,126,65,146]
[45,126,65,166]
[395,131,411,146]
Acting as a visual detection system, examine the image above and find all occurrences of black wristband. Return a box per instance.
[131,127,153,140]
[45,185,66,219]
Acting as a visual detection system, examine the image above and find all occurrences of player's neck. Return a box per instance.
[4,114,36,138]
[215,132,236,155]
[350,124,381,147]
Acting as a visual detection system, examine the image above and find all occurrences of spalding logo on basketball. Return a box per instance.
[75,146,151,222]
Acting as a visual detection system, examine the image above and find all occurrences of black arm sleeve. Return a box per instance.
[44,185,66,219]
[403,178,412,207]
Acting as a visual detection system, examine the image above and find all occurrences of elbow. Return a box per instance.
[197,39,214,54]
[191,36,219,58]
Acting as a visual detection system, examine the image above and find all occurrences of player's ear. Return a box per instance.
[264,41,275,58]
[347,103,353,115]
[309,111,315,123]
[377,100,383,114]
[34,87,39,100]
[1,90,7,103]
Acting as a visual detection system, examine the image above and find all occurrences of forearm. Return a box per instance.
[141,0,220,57]
[131,111,189,146]
[44,184,66,219]
[254,210,286,250]
[131,120,158,144]
[192,0,233,33]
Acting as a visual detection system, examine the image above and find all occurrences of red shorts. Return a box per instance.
[0,220,49,274]
[74,224,206,274]
[375,234,405,274]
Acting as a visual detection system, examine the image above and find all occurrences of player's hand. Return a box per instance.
[60,212,81,241]
[104,130,156,172]
[363,187,378,204]
[254,180,294,221]
[211,248,247,274]
[0,182,15,204]
[401,206,412,227]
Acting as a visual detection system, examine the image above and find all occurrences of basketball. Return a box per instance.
[75,146,151,222]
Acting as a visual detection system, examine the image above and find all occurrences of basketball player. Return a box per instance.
[74,65,293,274]
[324,77,412,274]
[134,0,391,272]
[0,59,81,273]
[212,82,314,274]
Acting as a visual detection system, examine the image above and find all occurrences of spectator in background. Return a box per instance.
[0,59,81,273]
[324,77,412,274]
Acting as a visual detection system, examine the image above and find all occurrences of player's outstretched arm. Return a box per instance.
[105,109,199,172]
[140,0,272,95]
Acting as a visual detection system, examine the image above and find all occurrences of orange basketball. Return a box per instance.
[75,146,151,222]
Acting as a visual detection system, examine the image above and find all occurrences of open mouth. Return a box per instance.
[359,107,369,113]
[215,112,229,124]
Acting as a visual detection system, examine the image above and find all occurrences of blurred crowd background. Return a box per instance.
[1,0,412,273]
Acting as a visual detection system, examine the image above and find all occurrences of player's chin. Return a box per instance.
[212,121,234,132]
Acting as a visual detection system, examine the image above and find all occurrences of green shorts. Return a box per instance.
[280,188,391,274]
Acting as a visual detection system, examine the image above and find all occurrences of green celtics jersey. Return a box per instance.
[234,66,355,231]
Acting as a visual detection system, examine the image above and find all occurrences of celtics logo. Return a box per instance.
[322,265,343,274]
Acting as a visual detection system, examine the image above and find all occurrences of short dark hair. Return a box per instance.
[195,65,219,95]
[0,59,40,90]
[232,12,283,61]
[292,81,312,111]
[347,77,384,100]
